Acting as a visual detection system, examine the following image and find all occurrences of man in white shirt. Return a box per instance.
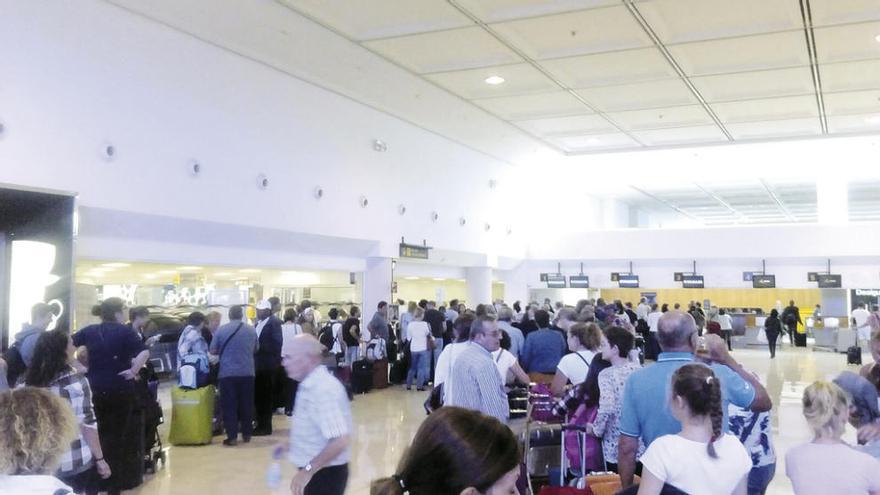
[853,303,872,343]
[282,335,351,495]
[636,298,651,322]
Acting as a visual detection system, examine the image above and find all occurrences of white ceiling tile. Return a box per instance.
[364,26,521,73]
[631,125,727,146]
[490,5,652,60]
[827,113,880,133]
[471,91,590,120]
[541,47,678,88]
[712,95,820,123]
[668,31,810,76]
[575,78,697,112]
[548,132,640,152]
[425,63,559,99]
[810,0,880,27]
[814,21,880,63]
[606,105,715,131]
[726,118,822,140]
[822,59,880,92]
[823,90,880,116]
[454,0,618,23]
[279,0,474,40]
[690,67,815,102]
[634,0,803,44]
[514,114,617,136]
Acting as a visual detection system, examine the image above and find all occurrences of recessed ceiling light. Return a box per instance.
[239,269,261,273]
[143,274,157,279]
[101,262,130,268]
[875,34,880,43]
[178,266,202,271]
[484,75,505,85]
[433,277,446,281]
[403,276,420,280]
[158,270,176,275]
[214,272,233,277]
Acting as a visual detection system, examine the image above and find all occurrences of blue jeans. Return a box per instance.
[407,351,429,388]
[346,346,359,367]
[748,463,775,495]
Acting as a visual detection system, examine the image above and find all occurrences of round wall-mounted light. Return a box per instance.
[314,186,324,200]
[430,211,439,223]
[506,226,513,236]
[100,142,116,161]
[256,174,269,190]
[359,195,369,208]
[459,217,467,227]
[373,139,388,152]
[189,159,201,176]
[488,179,497,190]
[0,121,6,138]
[484,222,491,231]
[398,204,407,215]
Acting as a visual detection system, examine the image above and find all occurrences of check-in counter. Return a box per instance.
[732,314,764,348]
[812,317,856,352]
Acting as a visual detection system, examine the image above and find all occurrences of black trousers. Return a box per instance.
[220,376,254,441]
[767,331,779,358]
[254,369,276,432]
[305,464,348,495]
[59,465,99,495]
[283,378,299,414]
[722,330,733,351]
[92,388,142,494]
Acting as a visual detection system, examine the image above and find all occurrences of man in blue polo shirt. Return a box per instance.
[617,310,772,488]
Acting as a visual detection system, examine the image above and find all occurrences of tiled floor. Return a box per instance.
[130,343,865,494]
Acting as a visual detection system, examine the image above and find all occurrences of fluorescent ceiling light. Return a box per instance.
[403,276,420,280]
[875,34,880,43]
[432,278,446,281]
[239,269,261,273]
[214,272,233,277]
[143,274,158,279]
[178,266,202,271]
[484,75,505,85]
[101,262,131,268]
[158,270,176,275]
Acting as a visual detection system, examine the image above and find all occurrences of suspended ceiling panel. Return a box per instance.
[132,0,880,154]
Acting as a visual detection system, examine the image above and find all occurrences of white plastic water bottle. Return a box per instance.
[266,461,282,490]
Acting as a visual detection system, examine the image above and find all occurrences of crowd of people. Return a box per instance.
[4,296,880,494]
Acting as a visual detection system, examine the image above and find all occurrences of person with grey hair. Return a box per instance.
[617,311,772,489]
[282,335,351,495]
[209,305,258,446]
[447,316,509,423]
[496,306,524,359]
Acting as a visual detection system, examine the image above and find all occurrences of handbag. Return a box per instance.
[209,322,243,384]
[427,334,436,351]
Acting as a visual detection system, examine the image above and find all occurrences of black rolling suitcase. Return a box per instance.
[352,359,374,394]
[848,346,862,365]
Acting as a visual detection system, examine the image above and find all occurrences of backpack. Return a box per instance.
[319,322,336,352]
[4,343,27,387]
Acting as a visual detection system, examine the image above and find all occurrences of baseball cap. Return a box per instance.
[255,300,272,310]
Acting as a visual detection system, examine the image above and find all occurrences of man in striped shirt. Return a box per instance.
[447,315,509,423]
[282,335,352,495]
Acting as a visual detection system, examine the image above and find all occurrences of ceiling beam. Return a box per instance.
[622,0,733,142]
[630,186,704,223]
[798,0,829,134]
[693,183,744,220]
[758,179,798,222]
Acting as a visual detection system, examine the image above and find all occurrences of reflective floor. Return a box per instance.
[130,343,865,494]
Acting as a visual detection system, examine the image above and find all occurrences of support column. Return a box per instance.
[500,261,529,305]
[466,266,493,306]
[817,177,848,224]
[363,257,393,321]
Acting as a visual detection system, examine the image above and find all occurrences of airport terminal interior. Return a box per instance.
[5,1,880,494]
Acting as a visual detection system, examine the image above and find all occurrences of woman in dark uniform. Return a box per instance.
[764,309,782,359]
[73,297,149,494]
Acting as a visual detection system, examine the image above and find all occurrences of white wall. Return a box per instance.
[0,1,527,264]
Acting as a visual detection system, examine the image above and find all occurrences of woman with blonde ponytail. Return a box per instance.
[786,381,880,494]
[637,364,750,495]
[370,407,520,495]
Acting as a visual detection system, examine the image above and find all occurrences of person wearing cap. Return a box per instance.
[254,299,283,436]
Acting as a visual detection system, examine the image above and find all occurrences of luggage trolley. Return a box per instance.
[522,384,563,494]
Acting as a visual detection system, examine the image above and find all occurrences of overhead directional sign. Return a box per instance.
[752,274,776,288]
[618,274,639,288]
[569,275,590,288]
[682,275,704,288]
[817,274,842,288]
[547,274,566,288]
